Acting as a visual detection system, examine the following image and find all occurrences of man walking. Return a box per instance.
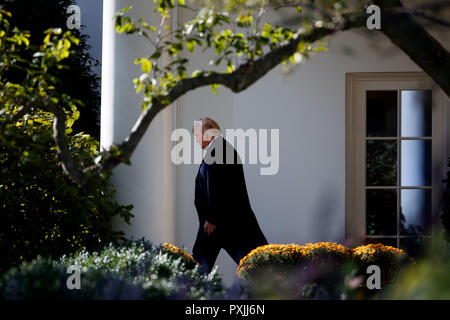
[192,117,268,273]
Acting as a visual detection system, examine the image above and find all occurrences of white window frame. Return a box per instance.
[345,72,448,245]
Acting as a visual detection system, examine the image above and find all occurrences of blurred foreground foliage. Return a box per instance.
[0,239,225,300]
[384,237,450,299]
[2,238,450,300]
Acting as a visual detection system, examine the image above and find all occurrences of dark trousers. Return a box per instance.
[192,226,268,274]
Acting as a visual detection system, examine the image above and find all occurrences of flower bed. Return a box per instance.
[236,243,307,280]
[352,243,411,285]
[236,242,411,299]
[162,242,198,269]
[237,242,356,280]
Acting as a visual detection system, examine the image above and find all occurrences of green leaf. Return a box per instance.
[136,82,144,94]
[150,50,162,60]
[210,84,220,95]
[312,46,328,52]
[226,65,234,73]
[136,58,152,73]
[191,70,202,77]
[121,6,133,13]
[186,40,194,52]
[237,14,249,23]
[43,33,51,44]
[142,59,152,73]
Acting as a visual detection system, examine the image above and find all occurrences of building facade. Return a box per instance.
[73,0,450,284]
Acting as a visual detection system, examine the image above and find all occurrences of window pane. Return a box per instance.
[401,140,431,186]
[367,140,397,186]
[400,189,431,236]
[366,189,397,236]
[401,90,432,137]
[400,238,429,258]
[367,91,398,137]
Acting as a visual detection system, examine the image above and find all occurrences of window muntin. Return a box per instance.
[364,89,432,256]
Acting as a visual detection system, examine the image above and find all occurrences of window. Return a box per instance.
[346,73,446,257]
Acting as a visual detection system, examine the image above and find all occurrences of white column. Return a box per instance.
[101,0,175,244]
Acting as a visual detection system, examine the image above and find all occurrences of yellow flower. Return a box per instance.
[163,243,198,265]
[236,243,307,276]
[352,243,407,259]
[236,241,410,285]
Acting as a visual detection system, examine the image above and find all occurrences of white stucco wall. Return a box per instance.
[98,2,450,286]
[101,0,176,244]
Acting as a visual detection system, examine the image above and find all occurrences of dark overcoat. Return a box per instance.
[194,136,268,249]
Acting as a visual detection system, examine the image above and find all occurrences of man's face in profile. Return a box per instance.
[194,125,213,150]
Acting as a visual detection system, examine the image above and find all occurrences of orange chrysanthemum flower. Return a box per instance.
[163,243,198,265]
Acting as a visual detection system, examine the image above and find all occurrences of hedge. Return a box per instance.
[0,239,225,300]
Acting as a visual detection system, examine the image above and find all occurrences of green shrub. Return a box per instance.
[352,243,411,285]
[236,242,356,299]
[1,0,101,138]
[0,111,133,273]
[0,239,225,300]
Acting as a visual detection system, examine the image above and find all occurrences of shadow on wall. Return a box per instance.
[311,185,341,243]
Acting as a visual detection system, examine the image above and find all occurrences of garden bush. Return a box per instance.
[352,243,411,285]
[301,242,354,275]
[235,243,306,281]
[0,111,134,273]
[0,239,225,300]
[236,242,355,299]
[0,9,132,273]
[236,242,411,299]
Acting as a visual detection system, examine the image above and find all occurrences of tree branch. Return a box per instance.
[86,99,165,177]
[170,15,365,97]
[49,105,90,186]
[407,10,450,27]
[74,13,366,186]
[376,0,450,97]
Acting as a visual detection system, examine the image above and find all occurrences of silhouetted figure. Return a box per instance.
[192,117,268,273]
